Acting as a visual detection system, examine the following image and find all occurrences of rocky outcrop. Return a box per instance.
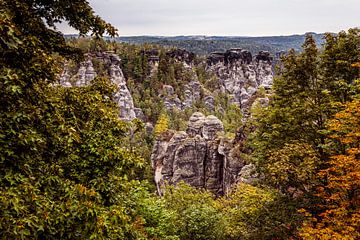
[206,49,273,113]
[142,49,160,76]
[166,49,195,66]
[59,47,274,122]
[59,52,140,121]
[255,50,273,63]
[159,48,273,115]
[151,112,245,196]
[109,62,137,121]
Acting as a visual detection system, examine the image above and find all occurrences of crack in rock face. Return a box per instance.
[151,112,252,196]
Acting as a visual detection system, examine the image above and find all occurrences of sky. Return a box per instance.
[59,0,360,36]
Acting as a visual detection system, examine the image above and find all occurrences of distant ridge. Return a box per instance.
[65,33,326,55]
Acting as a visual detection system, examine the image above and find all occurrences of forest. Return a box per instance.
[113,34,325,55]
[0,0,359,239]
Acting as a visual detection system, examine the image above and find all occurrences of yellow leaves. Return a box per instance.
[266,142,319,192]
[75,184,97,197]
[96,216,105,228]
[154,112,170,136]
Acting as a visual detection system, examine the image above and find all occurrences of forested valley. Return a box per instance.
[0,0,359,239]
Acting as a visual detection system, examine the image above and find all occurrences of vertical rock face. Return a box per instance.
[159,48,273,114]
[166,49,195,66]
[206,49,273,112]
[161,49,204,112]
[109,63,137,121]
[59,52,139,121]
[151,112,245,196]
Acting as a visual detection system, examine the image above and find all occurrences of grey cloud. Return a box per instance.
[59,0,360,36]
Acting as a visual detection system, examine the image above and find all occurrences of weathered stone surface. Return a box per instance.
[162,80,204,112]
[255,51,273,62]
[59,63,72,87]
[206,49,273,114]
[161,131,189,181]
[73,59,96,86]
[172,136,207,187]
[110,64,137,121]
[207,49,253,66]
[151,113,244,196]
[207,52,225,65]
[204,95,215,111]
[183,81,202,109]
[59,52,138,121]
[134,108,145,121]
[166,49,195,65]
[218,139,245,195]
[237,164,260,185]
[186,112,206,137]
[204,139,224,194]
[224,49,252,65]
[202,115,224,140]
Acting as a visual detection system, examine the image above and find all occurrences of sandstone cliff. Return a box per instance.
[151,112,247,196]
[59,52,141,121]
[206,49,273,112]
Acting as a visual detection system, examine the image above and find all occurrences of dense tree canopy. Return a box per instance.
[0,0,151,238]
[1,1,359,238]
[248,28,359,238]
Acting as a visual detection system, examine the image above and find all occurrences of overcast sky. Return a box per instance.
[59,0,360,36]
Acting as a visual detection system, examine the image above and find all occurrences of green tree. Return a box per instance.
[217,183,301,240]
[250,35,326,193]
[222,103,243,135]
[0,0,155,238]
[321,29,360,103]
[162,182,225,240]
[300,77,360,240]
[250,31,359,194]
[248,29,359,238]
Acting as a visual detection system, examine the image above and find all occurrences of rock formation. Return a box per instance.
[59,52,140,121]
[206,49,273,112]
[151,112,245,196]
[142,49,160,76]
[166,49,195,66]
[159,48,273,114]
[109,62,137,121]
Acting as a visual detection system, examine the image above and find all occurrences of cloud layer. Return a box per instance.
[59,0,360,36]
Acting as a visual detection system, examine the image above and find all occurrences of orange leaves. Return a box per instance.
[300,92,360,239]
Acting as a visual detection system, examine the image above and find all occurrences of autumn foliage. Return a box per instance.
[300,77,360,239]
